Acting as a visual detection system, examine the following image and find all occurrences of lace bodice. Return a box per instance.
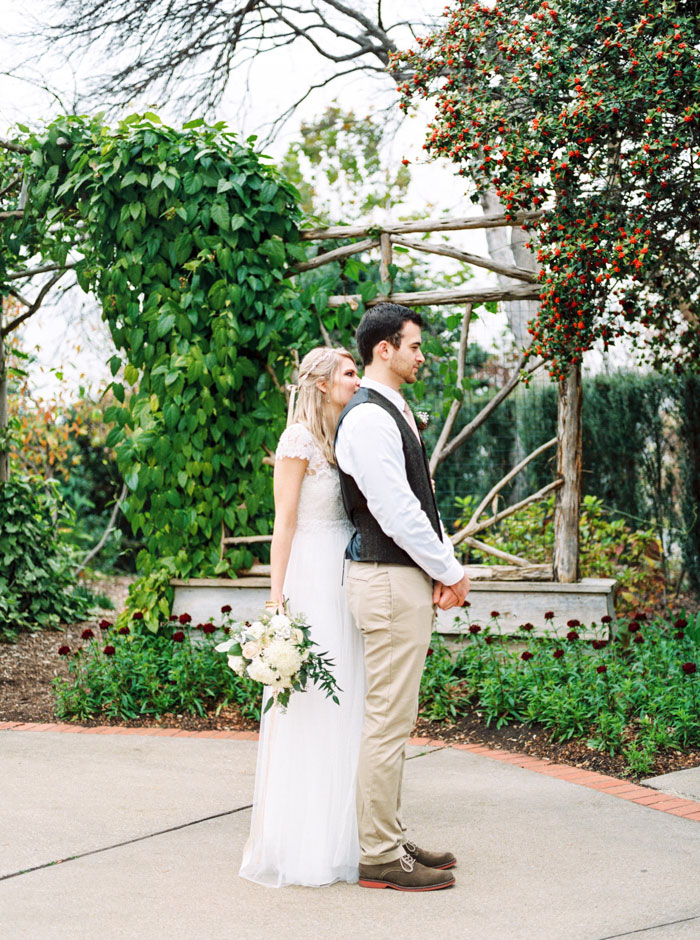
[276,423,351,531]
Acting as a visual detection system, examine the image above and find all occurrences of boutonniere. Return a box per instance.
[415,410,430,431]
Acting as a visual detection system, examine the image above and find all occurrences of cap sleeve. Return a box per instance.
[276,423,316,462]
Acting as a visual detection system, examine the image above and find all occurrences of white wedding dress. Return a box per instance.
[239,422,365,888]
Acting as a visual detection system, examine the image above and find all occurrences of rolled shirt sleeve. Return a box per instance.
[335,402,465,585]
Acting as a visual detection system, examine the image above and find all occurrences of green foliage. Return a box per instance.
[16,113,312,627]
[53,614,262,722]
[396,0,700,375]
[454,494,665,614]
[0,475,93,639]
[420,612,700,775]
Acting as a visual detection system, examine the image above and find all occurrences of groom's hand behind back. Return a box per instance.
[435,572,470,611]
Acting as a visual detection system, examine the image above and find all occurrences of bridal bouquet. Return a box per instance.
[215,609,340,713]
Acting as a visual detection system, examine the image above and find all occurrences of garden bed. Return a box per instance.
[3,606,700,783]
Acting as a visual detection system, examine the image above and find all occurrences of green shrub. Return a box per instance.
[454,494,665,614]
[53,612,262,722]
[420,611,700,776]
[0,475,93,639]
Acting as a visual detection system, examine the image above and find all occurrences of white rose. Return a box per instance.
[248,621,265,639]
[264,638,303,678]
[269,614,291,635]
[292,628,305,645]
[227,655,246,676]
[247,658,277,685]
[242,640,262,659]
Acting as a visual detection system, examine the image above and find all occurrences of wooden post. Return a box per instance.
[553,362,582,582]
[379,233,393,290]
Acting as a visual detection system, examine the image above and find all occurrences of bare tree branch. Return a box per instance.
[2,272,68,337]
[75,482,127,576]
[429,303,472,476]
[452,479,563,547]
[0,137,30,155]
[0,175,23,201]
[5,262,77,282]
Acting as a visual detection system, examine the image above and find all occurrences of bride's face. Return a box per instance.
[328,357,361,409]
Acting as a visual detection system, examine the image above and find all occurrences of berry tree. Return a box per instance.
[393,0,700,377]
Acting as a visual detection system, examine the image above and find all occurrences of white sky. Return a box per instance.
[1,0,627,399]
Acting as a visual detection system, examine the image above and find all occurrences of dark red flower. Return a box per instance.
[202,622,216,635]
[490,610,500,619]
[103,645,116,656]
[567,619,580,628]
[544,611,554,620]
[521,651,534,661]
[462,600,471,608]
[601,615,613,624]
[118,626,130,635]
[99,619,112,629]
[469,624,482,635]
[221,604,232,614]
[675,618,688,629]
[485,635,495,645]
[553,649,564,659]
[169,614,179,622]
[566,630,579,642]
[591,640,608,650]
[132,611,144,621]
[179,613,192,625]
[520,623,534,632]
[682,662,697,675]
[633,612,647,622]
[81,628,95,640]
[627,621,641,633]
[58,645,70,656]
[596,664,607,674]
[223,626,231,635]
[633,634,645,644]
[172,631,185,643]
[675,630,685,640]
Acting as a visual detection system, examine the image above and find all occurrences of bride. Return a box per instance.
[239,346,365,888]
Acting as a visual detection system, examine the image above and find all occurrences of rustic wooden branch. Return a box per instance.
[0,210,24,220]
[265,363,289,402]
[222,534,273,545]
[326,283,540,309]
[0,175,22,201]
[460,536,532,567]
[0,137,30,155]
[75,483,128,575]
[435,350,530,466]
[391,235,537,283]
[290,237,379,273]
[453,478,563,546]
[429,303,473,476]
[465,436,557,532]
[299,210,544,241]
[5,262,77,282]
[2,271,67,338]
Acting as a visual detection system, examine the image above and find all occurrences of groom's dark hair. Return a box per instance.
[356,303,424,366]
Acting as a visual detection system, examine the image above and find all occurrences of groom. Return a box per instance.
[335,302,470,892]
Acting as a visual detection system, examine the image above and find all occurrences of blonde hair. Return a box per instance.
[292,347,356,465]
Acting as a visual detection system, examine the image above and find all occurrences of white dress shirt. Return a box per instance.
[335,377,464,586]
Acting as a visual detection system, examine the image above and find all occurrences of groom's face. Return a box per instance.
[388,321,424,385]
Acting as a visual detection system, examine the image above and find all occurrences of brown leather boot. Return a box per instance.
[358,853,456,891]
[404,840,457,870]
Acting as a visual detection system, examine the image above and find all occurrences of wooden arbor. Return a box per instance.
[221,208,583,584]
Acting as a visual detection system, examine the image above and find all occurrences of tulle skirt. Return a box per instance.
[239,522,365,887]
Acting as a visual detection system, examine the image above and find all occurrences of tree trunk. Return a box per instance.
[553,363,582,582]
[0,320,8,483]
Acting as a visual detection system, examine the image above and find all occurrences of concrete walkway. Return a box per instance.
[2,726,700,940]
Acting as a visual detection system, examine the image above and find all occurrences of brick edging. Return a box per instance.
[3,721,700,823]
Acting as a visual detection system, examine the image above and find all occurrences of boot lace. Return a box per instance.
[404,840,418,854]
[399,853,415,873]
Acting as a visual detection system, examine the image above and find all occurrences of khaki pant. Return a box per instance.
[345,561,434,865]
